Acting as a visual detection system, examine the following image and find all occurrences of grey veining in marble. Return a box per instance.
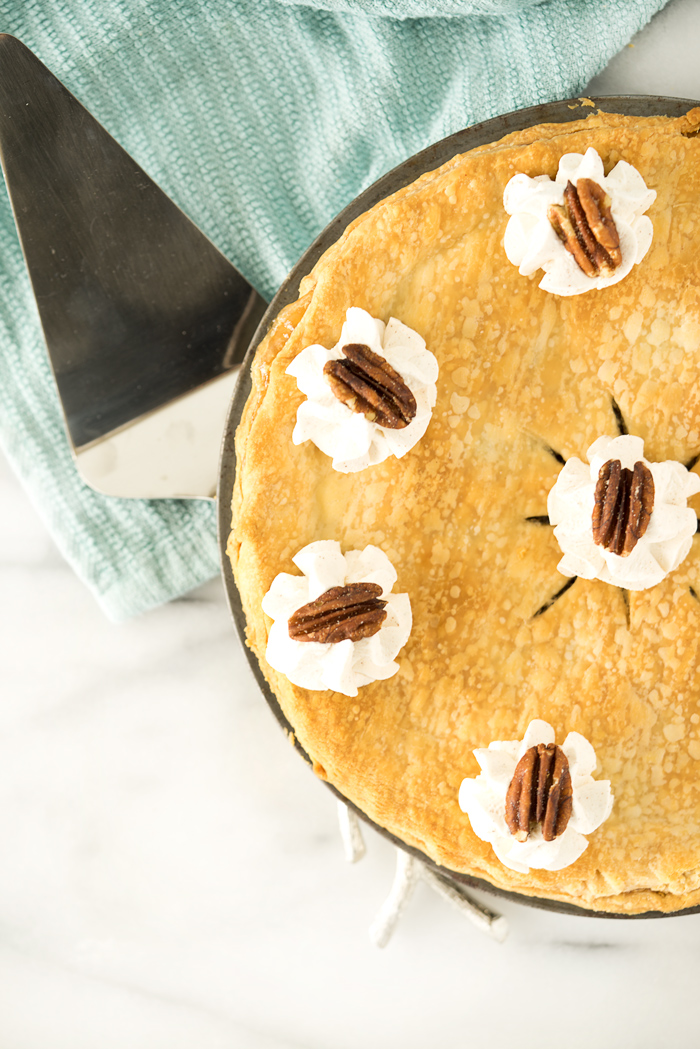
[3,1,700,1044]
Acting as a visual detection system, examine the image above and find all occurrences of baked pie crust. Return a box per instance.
[228,108,700,914]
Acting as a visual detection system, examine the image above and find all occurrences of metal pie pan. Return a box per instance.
[218,95,700,919]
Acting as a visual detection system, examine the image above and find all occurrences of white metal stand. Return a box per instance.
[337,803,508,946]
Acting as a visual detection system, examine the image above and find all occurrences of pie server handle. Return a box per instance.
[0,34,268,499]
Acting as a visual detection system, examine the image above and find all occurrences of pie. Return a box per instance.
[227,107,700,914]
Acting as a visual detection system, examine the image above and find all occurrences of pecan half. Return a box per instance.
[548,178,622,278]
[288,582,387,643]
[505,743,573,843]
[323,343,417,429]
[592,458,655,557]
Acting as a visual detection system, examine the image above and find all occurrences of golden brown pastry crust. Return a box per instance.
[228,108,700,914]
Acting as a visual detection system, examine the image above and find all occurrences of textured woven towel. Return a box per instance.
[0,0,667,620]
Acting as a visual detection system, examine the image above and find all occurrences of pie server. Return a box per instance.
[0,34,267,499]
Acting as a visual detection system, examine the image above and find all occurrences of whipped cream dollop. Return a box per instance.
[503,147,656,295]
[459,719,613,873]
[548,435,700,591]
[261,540,412,697]
[287,307,439,473]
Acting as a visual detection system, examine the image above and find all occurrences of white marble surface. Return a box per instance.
[4,2,700,1044]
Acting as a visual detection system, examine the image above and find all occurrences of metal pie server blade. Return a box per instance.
[0,34,267,498]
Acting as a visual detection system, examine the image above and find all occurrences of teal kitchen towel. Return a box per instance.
[0,0,668,621]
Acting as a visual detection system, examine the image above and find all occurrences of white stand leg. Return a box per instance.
[369,850,419,948]
[337,802,366,863]
[336,802,508,945]
[369,848,509,947]
[421,867,509,943]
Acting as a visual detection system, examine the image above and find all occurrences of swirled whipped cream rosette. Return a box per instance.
[261,540,412,697]
[459,719,613,874]
[503,147,656,295]
[548,434,700,591]
[287,307,438,473]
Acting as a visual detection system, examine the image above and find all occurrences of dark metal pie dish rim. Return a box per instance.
[217,95,700,920]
